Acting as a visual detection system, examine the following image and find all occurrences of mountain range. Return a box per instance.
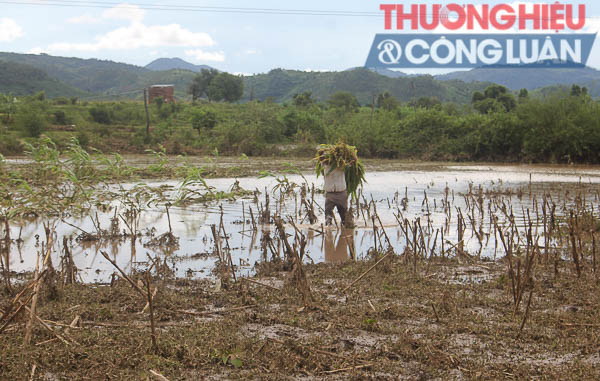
[0,52,599,103]
[242,68,488,104]
[434,65,600,91]
[145,57,215,72]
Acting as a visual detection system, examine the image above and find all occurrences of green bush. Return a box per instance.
[89,106,112,124]
[53,97,70,105]
[0,133,23,155]
[16,102,47,138]
[54,110,67,125]
[191,109,217,132]
[76,129,91,148]
[2,85,600,164]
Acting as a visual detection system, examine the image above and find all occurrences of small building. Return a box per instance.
[148,85,175,103]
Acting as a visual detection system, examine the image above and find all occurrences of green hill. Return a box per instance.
[0,60,88,98]
[242,68,491,104]
[145,58,215,72]
[93,69,196,100]
[436,65,600,93]
[0,52,500,104]
[0,52,146,93]
[106,66,492,104]
[0,52,200,99]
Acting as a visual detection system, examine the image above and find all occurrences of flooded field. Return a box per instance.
[4,161,600,283]
[3,155,600,380]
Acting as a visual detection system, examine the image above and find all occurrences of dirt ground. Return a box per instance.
[2,253,599,381]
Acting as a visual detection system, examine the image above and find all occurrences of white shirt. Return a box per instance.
[323,165,346,193]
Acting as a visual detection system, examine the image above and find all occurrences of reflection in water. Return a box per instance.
[130,236,136,262]
[324,228,355,263]
[7,164,600,282]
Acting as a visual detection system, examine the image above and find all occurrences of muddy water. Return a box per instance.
[5,163,600,283]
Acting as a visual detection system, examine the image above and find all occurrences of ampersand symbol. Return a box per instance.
[378,39,402,64]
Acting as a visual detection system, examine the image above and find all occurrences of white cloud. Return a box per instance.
[49,22,215,52]
[68,4,142,24]
[27,47,47,55]
[67,14,101,24]
[51,4,215,53]
[245,49,259,55]
[0,18,23,42]
[102,3,145,23]
[185,49,225,62]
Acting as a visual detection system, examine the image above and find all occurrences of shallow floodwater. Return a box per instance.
[4,163,600,283]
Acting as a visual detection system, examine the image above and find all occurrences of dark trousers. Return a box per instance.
[325,191,348,225]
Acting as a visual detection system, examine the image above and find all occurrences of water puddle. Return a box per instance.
[4,164,600,283]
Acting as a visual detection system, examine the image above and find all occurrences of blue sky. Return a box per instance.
[0,1,598,74]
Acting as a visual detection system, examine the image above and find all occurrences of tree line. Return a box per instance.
[187,69,244,103]
[0,83,599,164]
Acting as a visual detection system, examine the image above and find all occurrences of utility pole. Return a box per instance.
[369,94,376,130]
[410,80,417,115]
[144,88,150,142]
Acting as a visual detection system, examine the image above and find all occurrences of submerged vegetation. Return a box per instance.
[0,137,259,227]
[1,152,600,378]
[1,83,600,163]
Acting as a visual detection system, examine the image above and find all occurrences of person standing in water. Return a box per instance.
[323,164,347,226]
[316,143,365,227]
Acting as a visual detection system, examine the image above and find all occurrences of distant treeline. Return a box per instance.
[0,84,598,164]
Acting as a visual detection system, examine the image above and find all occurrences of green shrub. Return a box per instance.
[16,102,47,138]
[53,97,70,105]
[191,109,217,132]
[76,129,91,148]
[89,106,112,124]
[54,110,67,125]
[0,133,23,155]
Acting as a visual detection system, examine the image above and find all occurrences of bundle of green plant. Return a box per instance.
[315,142,365,198]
